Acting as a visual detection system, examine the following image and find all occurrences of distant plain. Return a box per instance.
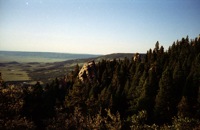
[0,51,98,83]
[0,51,135,84]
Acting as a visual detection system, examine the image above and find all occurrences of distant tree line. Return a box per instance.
[0,35,200,129]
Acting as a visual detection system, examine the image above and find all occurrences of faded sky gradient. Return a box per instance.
[0,0,200,54]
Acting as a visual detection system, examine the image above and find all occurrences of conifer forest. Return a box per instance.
[0,36,200,129]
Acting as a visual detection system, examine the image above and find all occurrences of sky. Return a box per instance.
[0,0,200,54]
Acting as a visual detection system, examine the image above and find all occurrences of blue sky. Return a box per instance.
[0,0,200,54]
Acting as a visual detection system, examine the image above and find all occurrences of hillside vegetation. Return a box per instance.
[0,36,200,129]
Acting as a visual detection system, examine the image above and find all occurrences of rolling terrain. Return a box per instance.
[1,36,199,129]
[0,51,138,84]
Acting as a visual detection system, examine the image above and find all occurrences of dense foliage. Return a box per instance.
[0,36,200,129]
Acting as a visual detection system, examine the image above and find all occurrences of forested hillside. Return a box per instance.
[0,36,200,129]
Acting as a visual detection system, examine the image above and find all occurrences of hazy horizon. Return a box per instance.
[0,0,200,54]
[0,50,103,55]
[0,50,102,63]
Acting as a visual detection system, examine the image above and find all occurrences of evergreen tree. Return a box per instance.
[177,96,190,117]
[154,67,174,123]
[154,41,160,53]
[137,68,159,122]
[172,61,185,107]
[73,64,80,78]
[183,54,200,117]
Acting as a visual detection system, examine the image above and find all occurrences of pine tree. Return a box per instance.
[137,68,159,122]
[172,61,185,106]
[177,96,190,117]
[154,41,160,53]
[183,54,200,117]
[73,64,80,78]
[154,67,174,123]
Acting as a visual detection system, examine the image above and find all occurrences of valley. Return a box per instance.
[0,52,136,84]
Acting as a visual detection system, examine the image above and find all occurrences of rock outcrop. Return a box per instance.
[78,61,96,82]
[133,53,140,62]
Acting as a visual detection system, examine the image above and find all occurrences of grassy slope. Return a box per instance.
[0,62,30,81]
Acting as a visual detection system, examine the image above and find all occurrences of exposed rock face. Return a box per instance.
[133,53,140,62]
[78,61,97,82]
